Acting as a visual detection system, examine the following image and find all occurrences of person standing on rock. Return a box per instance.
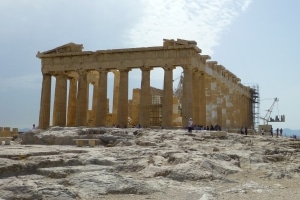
[270,127,273,137]
[188,118,193,133]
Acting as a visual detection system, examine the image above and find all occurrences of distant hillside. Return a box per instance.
[283,128,300,137]
[19,128,30,132]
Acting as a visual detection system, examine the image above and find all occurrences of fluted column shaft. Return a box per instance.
[205,76,212,126]
[95,69,108,126]
[39,74,52,129]
[139,67,151,127]
[117,69,129,128]
[221,85,229,129]
[67,77,77,126]
[76,71,88,126]
[216,81,223,127]
[162,66,174,128]
[210,79,218,126]
[199,72,206,126]
[182,66,193,127]
[53,73,67,126]
[192,71,200,125]
[112,70,120,125]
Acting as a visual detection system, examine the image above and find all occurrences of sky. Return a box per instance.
[0,0,299,130]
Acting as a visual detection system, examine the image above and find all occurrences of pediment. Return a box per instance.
[37,43,83,57]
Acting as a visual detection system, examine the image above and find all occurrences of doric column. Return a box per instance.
[162,65,174,128]
[38,74,52,129]
[182,65,193,127]
[112,70,120,125]
[53,73,67,126]
[192,70,200,125]
[235,92,241,128]
[75,70,88,126]
[95,69,108,126]
[117,69,129,128]
[210,78,218,126]
[139,67,151,127]
[221,85,229,129]
[199,71,206,127]
[247,96,253,128]
[227,88,234,129]
[205,75,212,126]
[91,80,99,126]
[216,81,223,127]
[67,77,77,126]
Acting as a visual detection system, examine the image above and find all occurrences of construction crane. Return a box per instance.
[260,97,285,125]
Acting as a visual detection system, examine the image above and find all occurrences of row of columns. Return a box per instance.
[39,65,252,129]
[38,66,180,129]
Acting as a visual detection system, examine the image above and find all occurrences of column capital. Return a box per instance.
[200,55,211,64]
[96,68,109,73]
[119,68,131,73]
[163,64,175,71]
[53,71,68,78]
[76,69,89,75]
[141,66,153,71]
[182,65,197,72]
[206,61,218,69]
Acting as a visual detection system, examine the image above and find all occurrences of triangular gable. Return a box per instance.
[38,43,83,56]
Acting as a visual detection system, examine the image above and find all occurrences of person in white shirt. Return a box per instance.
[188,118,193,133]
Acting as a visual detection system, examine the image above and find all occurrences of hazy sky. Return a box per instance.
[0,0,299,130]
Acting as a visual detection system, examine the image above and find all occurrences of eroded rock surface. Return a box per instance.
[0,127,299,199]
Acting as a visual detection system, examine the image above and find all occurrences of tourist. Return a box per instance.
[280,128,283,136]
[276,128,279,137]
[241,127,245,135]
[261,128,264,135]
[270,127,273,137]
[188,118,193,133]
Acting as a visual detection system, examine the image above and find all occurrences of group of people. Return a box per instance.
[187,118,221,133]
[261,127,283,137]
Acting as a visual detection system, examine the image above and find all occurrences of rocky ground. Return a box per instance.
[0,127,299,200]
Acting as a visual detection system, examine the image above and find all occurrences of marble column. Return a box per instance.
[227,88,234,128]
[139,67,151,127]
[205,76,212,126]
[216,81,223,127]
[182,65,193,127]
[117,69,129,128]
[192,71,200,125]
[112,70,120,125]
[221,85,228,129]
[75,70,88,126]
[91,80,99,126]
[162,65,174,128]
[39,74,52,129]
[53,73,67,126]
[67,77,77,126]
[199,72,206,127]
[95,69,108,126]
[210,78,218,126]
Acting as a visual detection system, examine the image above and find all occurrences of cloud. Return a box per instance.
[126,0,252,55]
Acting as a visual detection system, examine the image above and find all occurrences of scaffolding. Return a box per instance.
[250,84,260,131]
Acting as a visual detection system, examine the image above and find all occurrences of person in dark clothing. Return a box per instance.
[270,127,273,137]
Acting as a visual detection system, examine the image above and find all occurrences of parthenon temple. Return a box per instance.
[37,39,254,130]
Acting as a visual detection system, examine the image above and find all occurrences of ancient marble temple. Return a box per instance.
[37,39,254,129]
